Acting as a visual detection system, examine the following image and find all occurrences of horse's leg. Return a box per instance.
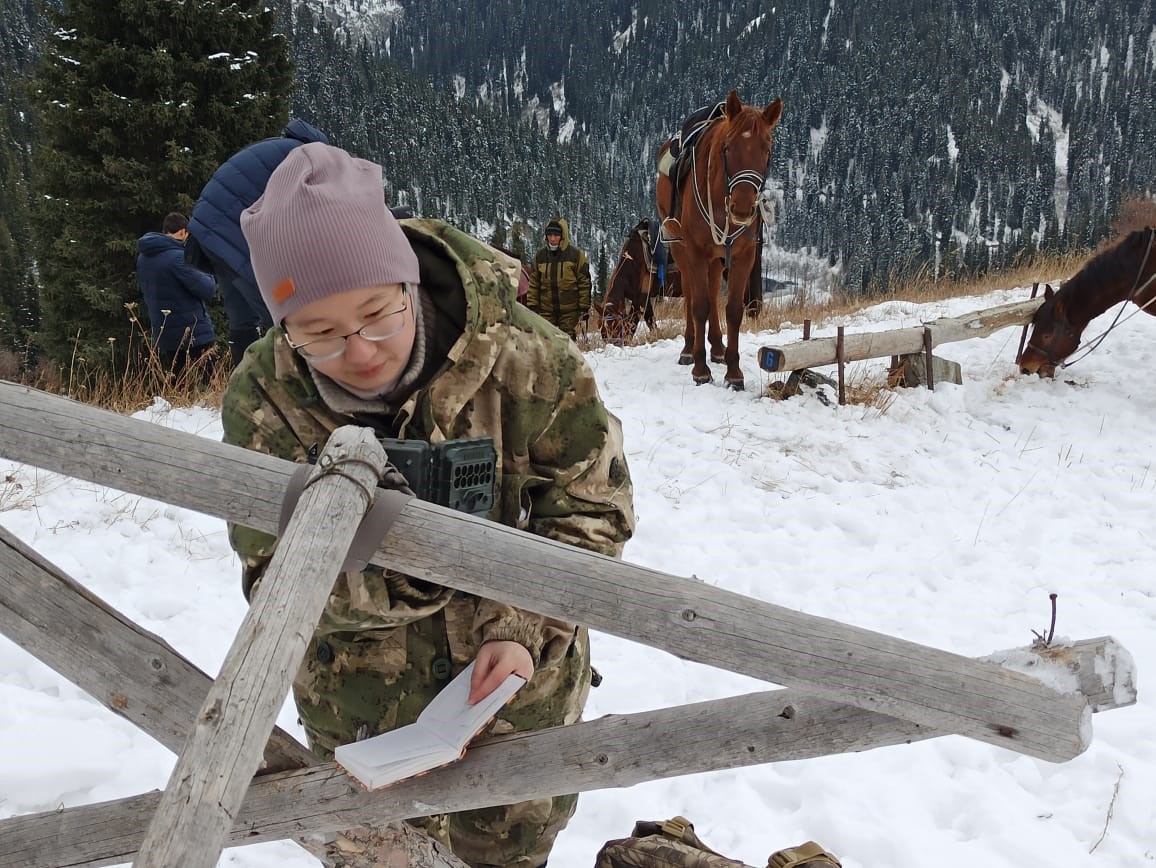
[679,291,694,365]
[707,257,726,364]
[684,260,713,384]
[627,311,640,341]
[722,249,756,390]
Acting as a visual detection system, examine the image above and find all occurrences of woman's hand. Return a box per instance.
[468,640,533,705]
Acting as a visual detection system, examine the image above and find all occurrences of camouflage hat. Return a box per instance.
[240,142,420,325]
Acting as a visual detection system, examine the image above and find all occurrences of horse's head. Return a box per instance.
[718,91,783,227]
[1018,285,1080,377]
[599,299,641,345]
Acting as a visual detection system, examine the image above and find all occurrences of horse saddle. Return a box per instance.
[665,100,727,170]
[660,100,727,222]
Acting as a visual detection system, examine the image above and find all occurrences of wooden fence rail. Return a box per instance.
[0,520,1134,866]
[0,525,311,772]
[758,297,1046,372]
[0,380,1093,762]
[0,379,1140,866]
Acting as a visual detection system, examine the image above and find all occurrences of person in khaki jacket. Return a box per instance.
[525,217,592,338]
[223,143,634,868]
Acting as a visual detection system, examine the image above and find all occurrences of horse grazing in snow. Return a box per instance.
[1018,226,1156,377]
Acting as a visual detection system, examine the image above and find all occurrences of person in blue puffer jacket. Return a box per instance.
[186,119,329,365]
[136,212,217,381]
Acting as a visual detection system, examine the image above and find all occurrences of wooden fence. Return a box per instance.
[757,296,1045,373]
[0,380,1136,866]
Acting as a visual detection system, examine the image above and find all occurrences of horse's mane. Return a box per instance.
[1064,227,1152,297]
[1045,226,1155,327]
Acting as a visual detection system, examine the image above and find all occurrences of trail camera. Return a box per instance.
[378,437,496,517]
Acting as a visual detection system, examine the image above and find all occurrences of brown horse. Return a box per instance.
[600,218,677,344]
[656,91,782,389]
[1018,226,1156,377]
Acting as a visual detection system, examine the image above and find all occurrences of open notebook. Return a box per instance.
[334,661,525,790]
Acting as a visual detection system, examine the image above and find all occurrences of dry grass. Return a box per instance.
[587,245,1091,355]
[584,244,1114,409]
[3,304,230,414]
[12,215,1156,415]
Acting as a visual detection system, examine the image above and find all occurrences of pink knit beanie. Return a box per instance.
[241,142,420,325]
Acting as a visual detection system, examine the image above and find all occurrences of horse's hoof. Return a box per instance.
[711,353,726,364]
[678,353,693,365]
[693,373,713,386]
[724,378,745,392]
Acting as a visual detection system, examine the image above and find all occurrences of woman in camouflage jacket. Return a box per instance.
[223,143,635,868]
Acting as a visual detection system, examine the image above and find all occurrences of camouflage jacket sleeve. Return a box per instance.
[503,328,635,556]
[467,342,635,664]
[525,251,542,311]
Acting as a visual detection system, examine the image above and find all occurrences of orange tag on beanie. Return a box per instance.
[272,277,296,304]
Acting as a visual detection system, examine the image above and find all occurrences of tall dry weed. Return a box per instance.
[4,304,229,413]
[6,236,1139,415]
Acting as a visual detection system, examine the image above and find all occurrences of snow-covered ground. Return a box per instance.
[2,286,1153,867]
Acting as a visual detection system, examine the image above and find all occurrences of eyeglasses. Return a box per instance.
[286,287,410,362]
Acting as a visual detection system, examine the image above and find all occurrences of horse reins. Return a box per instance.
[1057,226,1156,369]
[689,127,769,248]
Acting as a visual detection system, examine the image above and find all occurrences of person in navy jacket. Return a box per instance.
[186,119,329,365]
[136,212,217,381]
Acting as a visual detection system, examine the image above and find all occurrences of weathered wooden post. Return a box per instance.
[0,525,312,773]
[923,326,935,390]
[134,427,387,868]
[0,383,1142,866]
[836,326,846,405]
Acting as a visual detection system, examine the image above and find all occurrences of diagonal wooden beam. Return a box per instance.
[2,514,1133,867]
[0,511,1134,865]
[136,427,386,868]
[0,381,1093,762]
[0,636,1133,868]
[0,524,313,773]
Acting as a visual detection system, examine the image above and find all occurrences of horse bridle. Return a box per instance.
[721,142,770,221]
[1023,310,1080,369]
[690,129,772,247]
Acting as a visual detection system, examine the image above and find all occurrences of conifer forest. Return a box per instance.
[2,0,1154,364]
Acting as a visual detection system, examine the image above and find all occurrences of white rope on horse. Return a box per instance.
[690,134,760,247]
